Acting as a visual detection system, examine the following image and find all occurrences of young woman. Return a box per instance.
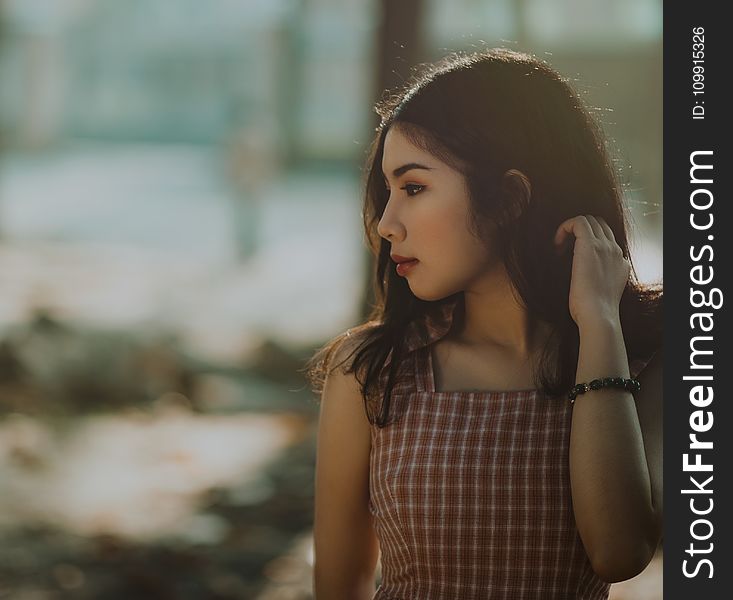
[307,48,662,600]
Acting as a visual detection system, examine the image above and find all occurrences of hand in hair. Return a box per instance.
[554,215,631,328]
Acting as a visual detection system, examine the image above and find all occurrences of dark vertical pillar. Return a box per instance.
[359,0,427,321]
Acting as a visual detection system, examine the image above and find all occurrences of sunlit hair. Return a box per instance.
[305,47,662,428]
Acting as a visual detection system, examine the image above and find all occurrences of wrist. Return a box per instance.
[576,311,622,334]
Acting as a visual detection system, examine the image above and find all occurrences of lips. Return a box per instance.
[391,254,419,277]
[391,254,417,264]
[395,258,418,277]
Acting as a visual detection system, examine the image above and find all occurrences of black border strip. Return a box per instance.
[664,2,731,597]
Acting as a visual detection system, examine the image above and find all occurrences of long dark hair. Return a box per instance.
[305,48,662,428]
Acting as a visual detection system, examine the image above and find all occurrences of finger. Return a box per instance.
[585,215,605,238]
[596,217,617,243]
[594,216,627,259]
[554,216,594,247]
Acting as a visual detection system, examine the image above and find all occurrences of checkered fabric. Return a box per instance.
[368,296,653,599]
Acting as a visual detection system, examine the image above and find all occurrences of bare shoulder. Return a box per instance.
[327,323,377,376]
[319,323,378,428]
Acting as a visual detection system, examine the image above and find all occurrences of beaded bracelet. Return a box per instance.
[568,377,641,404]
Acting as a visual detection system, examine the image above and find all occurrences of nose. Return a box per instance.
[377,201,405,242]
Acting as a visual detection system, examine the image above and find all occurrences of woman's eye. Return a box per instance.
[401,183,425,197]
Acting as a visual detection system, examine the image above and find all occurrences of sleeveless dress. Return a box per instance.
[368,296,654,600]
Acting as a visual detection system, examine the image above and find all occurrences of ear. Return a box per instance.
[500,169,532,221]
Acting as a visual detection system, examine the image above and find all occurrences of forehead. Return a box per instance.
[382,127,432,167]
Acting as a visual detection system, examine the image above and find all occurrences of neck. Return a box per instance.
[456,265,552,360]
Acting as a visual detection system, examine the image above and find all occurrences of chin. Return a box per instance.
[408,281,460,303]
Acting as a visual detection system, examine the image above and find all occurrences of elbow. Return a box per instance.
[589,508,663,583]
[590,538,658,583]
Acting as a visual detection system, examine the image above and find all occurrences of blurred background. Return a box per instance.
[0,0,662,598]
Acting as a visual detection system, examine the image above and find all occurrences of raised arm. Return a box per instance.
[569,321,662,583]
[553,214,663,582]
[313,341,379,599]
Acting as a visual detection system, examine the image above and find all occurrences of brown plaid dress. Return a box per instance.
[369,296,653,600]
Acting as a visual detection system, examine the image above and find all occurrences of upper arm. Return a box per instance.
[634,348,663,547]
[313,339,379,597]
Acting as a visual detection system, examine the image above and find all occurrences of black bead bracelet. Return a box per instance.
[568,377,641,404]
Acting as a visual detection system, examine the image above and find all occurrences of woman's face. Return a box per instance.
[377,126,501,301]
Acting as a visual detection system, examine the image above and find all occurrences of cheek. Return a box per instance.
[406,207,492,300]
[417,201,463,241]
[417,211,491,282]
[425,207,485,260]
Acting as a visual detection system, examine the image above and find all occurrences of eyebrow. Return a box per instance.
[381,162,434,180]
